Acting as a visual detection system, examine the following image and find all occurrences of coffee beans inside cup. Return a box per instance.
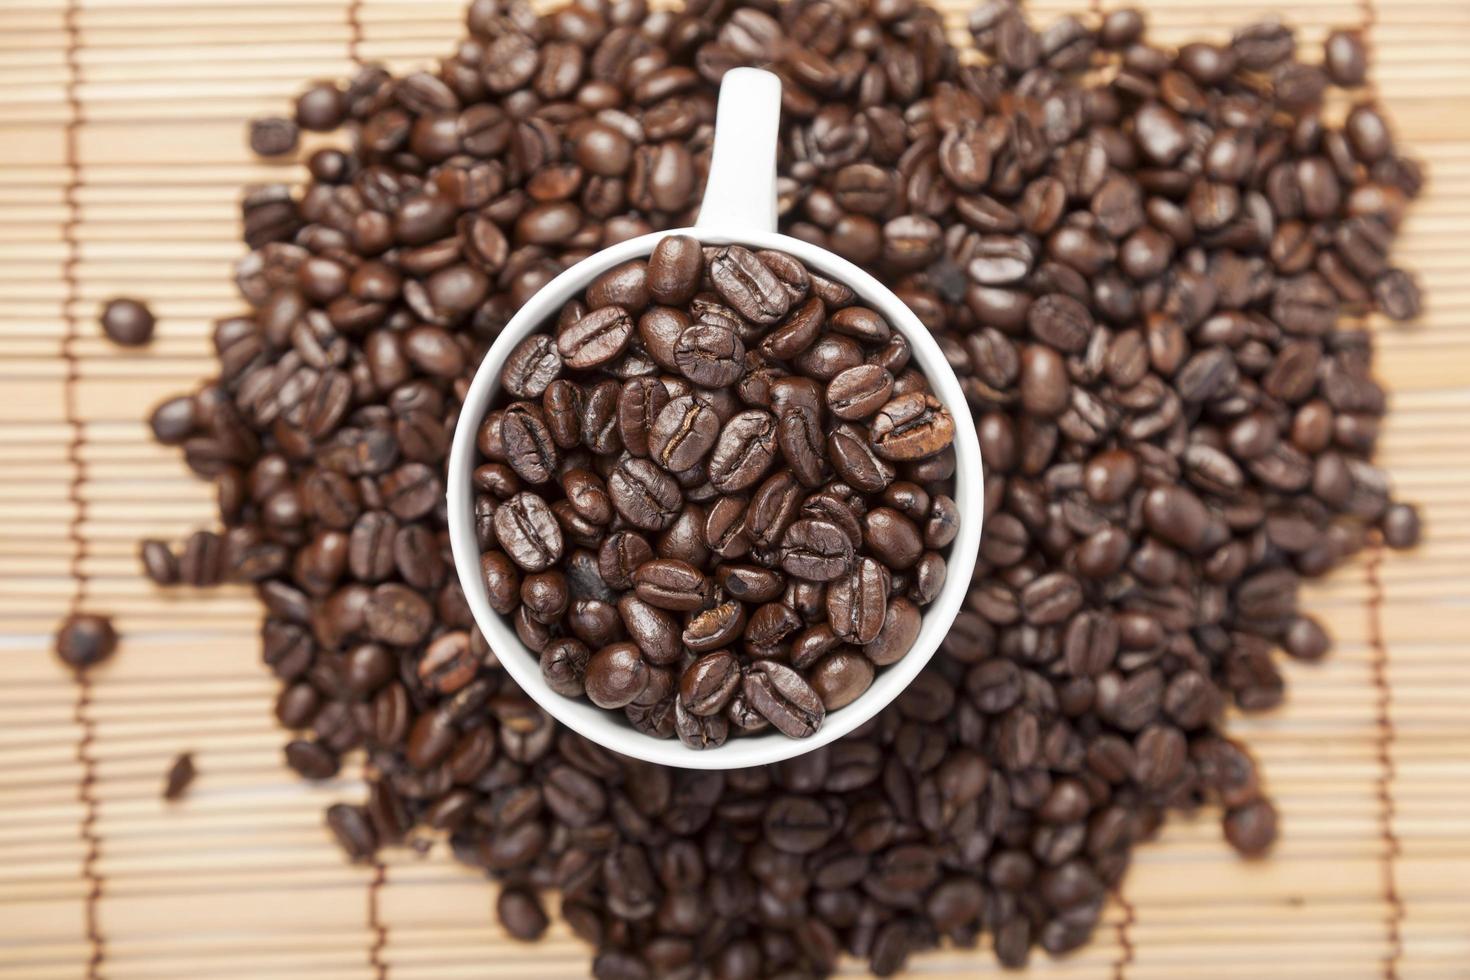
[477,237,960,745]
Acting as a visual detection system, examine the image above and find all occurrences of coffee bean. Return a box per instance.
[585,643,648,709]
[501,403,560,484]
[673,320,745,388]
[161,752,196,801]
[743,661,824,738]
[648,395,718,471]
[679,650,740,716]
[498,887,550,941]
[249,116,299,156]
[1224,798,1278,856]
[709,245,791,325]
[617,595,682,665]
[100,298,155,346]
[870,394,955,461]
[502,334,563,400]
[55,614,117,671]
[826,365,895,421]
[1382,502,1420,549]
[828,426,895,493]
[608,457,682,530]
[494,492,564,571]
[364,583,432,646]
[862,597,922,666]
[140,539,180,585]
[558,305,635,369]
[632,558,707,611]
[777,406,827,487]
[286,738,340,779]
[827,558,888,644]
[1324,29,1367,86]
[782,519,854,582]
[683,600,747,653]
[809,651,875,710]
[708,410,778,492]
[647,234,703,306]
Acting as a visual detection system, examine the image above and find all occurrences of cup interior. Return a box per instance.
[447,227,984,770]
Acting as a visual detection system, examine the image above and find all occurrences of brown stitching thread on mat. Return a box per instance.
[344,3,385,974]
[1366,542,1404,979]
[1359,0,1380,101]
[368,859,389,979]
[348,0,364,64]
[61,1,105,976]
[1355,1,1401,973]
[1111,888,1136,980]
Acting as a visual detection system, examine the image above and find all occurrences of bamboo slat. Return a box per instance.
[1,0,1468,978]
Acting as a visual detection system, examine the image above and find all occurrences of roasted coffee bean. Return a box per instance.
[502,404,559,484]
[674,697,730,748]
[558,305,635,369]
[617,594,682,665]
[54,613,118,671]
[585,642,648,709]
[541,638,591,698]
[502,334,562,399]
[827,365,894,421]
[679,650,741,716]
[140,539,180,585]
[493,493,564,572]
[648,395,718,472]
[828,426,895,493]
[763,297,825,360]
[743,661,825,738]
[608,457,682,530]
[249,116,299,157]
[781,519,854,582]
[364,583,433,646]
[709,245,791,325]
[827,558,889,644]
[864,595,924,668]
[100,297,156,346]
[615,378,668,460]
[285,738,340,779]
[684,601,747,653]
[870,394,955,461]
[162,752,197,801]
[674,320,745,388]
[708,410,778,492]
[809,650,875,710]
[648,234,703,305]
[632,558,707,611]
[599,531,653,591]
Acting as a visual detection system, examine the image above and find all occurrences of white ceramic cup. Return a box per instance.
[447,68,984,770]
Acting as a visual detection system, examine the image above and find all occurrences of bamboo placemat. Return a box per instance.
[1,0,1468,977]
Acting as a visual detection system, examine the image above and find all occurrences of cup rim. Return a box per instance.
[447,227,984,770]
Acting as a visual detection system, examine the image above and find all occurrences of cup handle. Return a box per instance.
[695,68,783,236]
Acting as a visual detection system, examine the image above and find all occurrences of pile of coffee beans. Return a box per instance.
[475,236,960,744]
[133,0,1423,973]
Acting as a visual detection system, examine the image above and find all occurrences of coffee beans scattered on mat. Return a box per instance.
[131,0,1423,973]
[477,238,959,743]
